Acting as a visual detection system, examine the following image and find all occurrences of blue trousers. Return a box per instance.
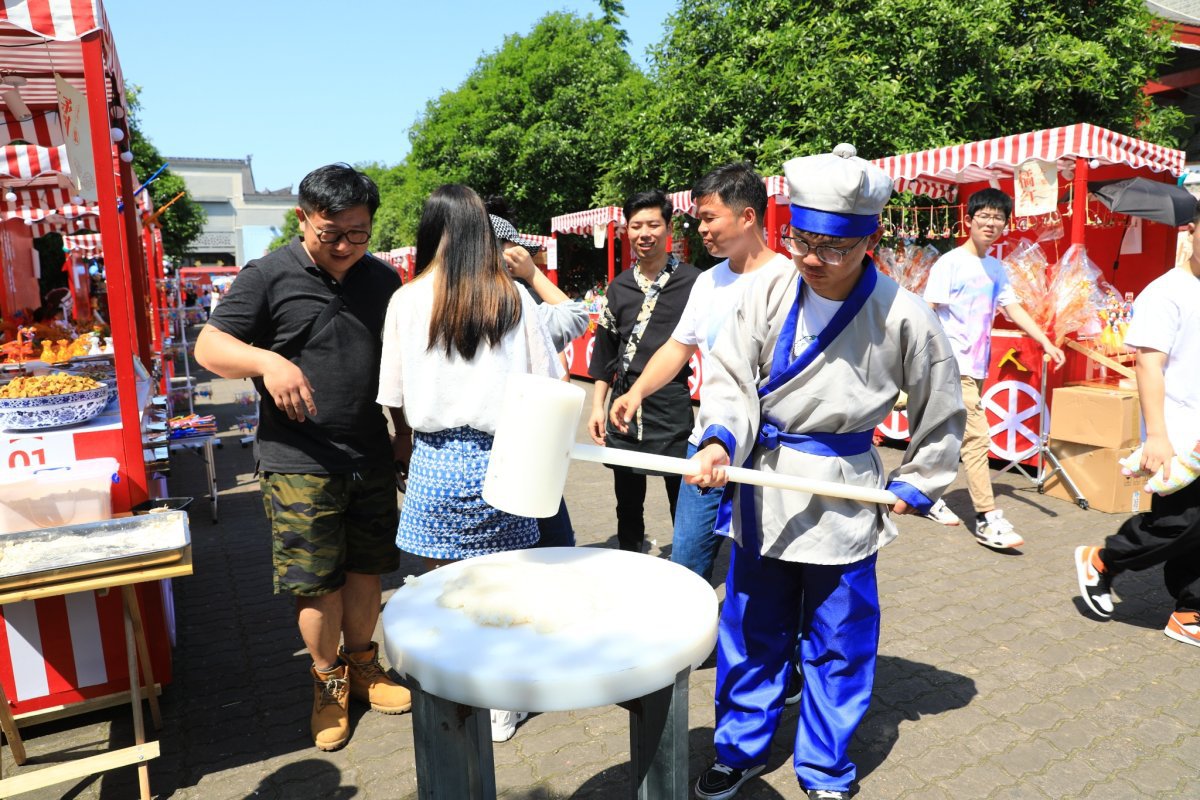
[669,442,726,581]
[714,544,879,793]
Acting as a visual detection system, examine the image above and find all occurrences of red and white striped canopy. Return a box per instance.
[871,123,1185,200]
[550,206,623,235]
[667,190,694,217]
[0,1,120,114]
[63,231,102,253]
[551,198,700,232]
[1,142,68,179]
[520,232,553,250]
[0,0,102,40]
[2,111,65,147]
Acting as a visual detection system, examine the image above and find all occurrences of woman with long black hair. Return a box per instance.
[377,184,561,565]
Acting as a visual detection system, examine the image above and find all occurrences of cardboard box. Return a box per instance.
[1049,386,1141,449]
[1042,442,1149,514]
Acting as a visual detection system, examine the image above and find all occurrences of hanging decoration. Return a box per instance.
[1014,158,1058,217]
[54,73,95,198]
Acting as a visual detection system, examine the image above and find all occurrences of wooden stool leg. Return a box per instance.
[411,682,495,800]
[121,586,162,730]
[0,681,27,770]
[622,667,690,800]
[124,595,152,800]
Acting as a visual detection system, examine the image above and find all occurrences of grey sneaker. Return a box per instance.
[973,510,1024,549]
[924,498,962,526]
[808,791,851,800]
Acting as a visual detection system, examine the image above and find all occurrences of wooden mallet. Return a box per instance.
[482,374,897,518]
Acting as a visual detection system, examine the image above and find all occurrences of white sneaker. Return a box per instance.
[924,498,962,526]
[490,709,528,742]
[973,510,1024,549]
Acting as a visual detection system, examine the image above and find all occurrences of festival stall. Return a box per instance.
[0,4,187,795]
[554,128,1181,488]
[865,124,1184,493]
[375,245,416,281]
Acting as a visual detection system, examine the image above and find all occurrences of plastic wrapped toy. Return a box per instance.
[875,243,939,295]
[1120,441,1200,495]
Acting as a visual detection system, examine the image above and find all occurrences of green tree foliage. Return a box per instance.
[598,0,629,46]
[125,86,207,263]
[404,11,647,233]
[602,0,1189,198]
[267,208,299,252]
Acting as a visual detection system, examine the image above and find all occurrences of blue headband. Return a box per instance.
[789,205,880,238]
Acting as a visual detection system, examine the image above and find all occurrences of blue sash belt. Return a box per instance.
[715,423,875,539]
[755,423,874,457]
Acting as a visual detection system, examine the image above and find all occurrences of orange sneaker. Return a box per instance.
[1164,610,1200,648]
[1074,546,1113,618]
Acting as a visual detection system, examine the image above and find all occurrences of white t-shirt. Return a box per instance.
[924,247,1018,379]
[376,275,563,434]
[1123,266,1200,455]
[672,253,789,354]
[793,284,844,358]
[672,253,789,443]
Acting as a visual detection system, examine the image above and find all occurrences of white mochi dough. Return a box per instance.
[436,562,620,634]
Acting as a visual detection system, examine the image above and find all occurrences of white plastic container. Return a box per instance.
[0,457,119,534]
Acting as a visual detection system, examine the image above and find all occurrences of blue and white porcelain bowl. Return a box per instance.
[0,384,110,431]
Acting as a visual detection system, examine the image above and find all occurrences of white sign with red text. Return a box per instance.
[55,74,96,199]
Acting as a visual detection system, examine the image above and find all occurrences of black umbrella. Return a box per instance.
[1089,177,1197,227]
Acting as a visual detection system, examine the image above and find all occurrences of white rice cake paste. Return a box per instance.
[435,562,629,634]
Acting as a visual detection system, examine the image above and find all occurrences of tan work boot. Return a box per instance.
[310,663,350,751]
[340,641,412,714]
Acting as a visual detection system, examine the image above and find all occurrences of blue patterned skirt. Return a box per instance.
[397,426,539,560]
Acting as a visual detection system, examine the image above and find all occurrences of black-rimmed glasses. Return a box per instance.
[313,228,371,245]
[781,233,867,265]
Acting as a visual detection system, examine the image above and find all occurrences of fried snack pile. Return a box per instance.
[0,373,101,399]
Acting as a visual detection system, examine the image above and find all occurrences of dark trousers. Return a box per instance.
[535,497,576,548]
[1102,478,1200,611]
[613,466,681,552]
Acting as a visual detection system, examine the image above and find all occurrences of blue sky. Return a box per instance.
[104,1,678,194]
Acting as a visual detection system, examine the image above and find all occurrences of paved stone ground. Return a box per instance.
[5,367,1199,799]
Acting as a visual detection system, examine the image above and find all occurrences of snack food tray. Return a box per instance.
[0,511,190,591]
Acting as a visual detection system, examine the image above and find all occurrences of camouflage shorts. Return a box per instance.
[260,467,400,597]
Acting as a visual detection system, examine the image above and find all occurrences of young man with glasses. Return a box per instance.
[196,163,411,752]
[922,188,1065,548]
[687,145,964,800]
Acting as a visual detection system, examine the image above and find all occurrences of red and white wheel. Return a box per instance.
[585,338,595,369]
[688,352,703,397]
[982,379,1042,462]
[563,341,575,371]
[876,409,910,441]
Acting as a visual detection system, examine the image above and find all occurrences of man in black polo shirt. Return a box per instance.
[196,163,408,751]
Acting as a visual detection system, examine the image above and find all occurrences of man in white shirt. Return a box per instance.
[1075,208,1200,648]
[923,189,1064,549]
[610,162,787,581]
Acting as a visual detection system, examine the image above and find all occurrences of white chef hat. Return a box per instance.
[783,143,894,237]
